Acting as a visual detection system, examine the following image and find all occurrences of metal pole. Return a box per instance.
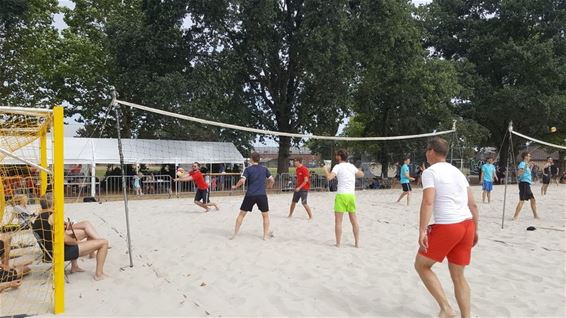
[501,121,513,229]
[113,90,134,267]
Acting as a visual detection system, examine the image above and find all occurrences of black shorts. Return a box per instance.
[240,195,269,212]
[542,175,551,184]
[519,182,534,201]
[194,189,210,203]
[65,244,79,261]
[0,268,18,283]
[402,183,412,192]
[292,190,308,204]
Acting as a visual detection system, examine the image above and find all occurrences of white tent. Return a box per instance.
[2,137,244,196]
[4,137,244,165]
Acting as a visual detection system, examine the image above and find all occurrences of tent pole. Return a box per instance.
[113,90,134,267]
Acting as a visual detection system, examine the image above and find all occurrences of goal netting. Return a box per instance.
[0,106,65,315]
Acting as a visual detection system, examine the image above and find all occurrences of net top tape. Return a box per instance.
[115,100,455,141]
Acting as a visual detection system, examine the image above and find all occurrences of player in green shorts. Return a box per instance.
[323,150,364,248]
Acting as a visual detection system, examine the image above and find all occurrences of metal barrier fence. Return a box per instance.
[62,173,403,202]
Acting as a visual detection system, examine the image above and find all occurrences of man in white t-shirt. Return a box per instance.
[414,137,479,318]
[323,150,364,248]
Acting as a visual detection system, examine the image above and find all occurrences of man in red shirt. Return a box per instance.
[288,158,313,219]
[176,162,219,212]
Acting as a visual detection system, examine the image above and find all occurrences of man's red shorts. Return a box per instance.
[418,219,476,266]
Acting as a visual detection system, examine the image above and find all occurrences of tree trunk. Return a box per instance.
[277,136,291,174]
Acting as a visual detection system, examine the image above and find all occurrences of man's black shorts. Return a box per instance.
[194,189,210,203]
[240,195,269,212]
[292,190,308,204]
[402,183,412,192]
[519,182,534,201]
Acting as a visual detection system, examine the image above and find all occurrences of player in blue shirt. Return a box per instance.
[480,157,498,203]
[396,157,415,206]
[231,152,275,240]
[513,151,539,220]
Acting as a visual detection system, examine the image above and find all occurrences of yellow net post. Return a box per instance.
[52,106,65,314]
[40,128,48,196]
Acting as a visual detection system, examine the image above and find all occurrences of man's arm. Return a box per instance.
[296,175,309,192]
[324,166,336,181]
[267,176,275,189]
[418,188,435,251]
[232,177,246,190]
[467,187,479,246]
[175,175,194,182]
[356,168,364,178]
[404,170,414,181]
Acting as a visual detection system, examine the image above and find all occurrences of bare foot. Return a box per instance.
[71,266,85,273]
[263,231,274,241]
[94,274,105,281]
[355,243,359,248]
[335,243,340,248]
[214,204,219,211]
[229,235,236,240]
[438,306,455,318]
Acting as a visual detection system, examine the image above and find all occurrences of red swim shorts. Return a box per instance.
[418,219,476,266]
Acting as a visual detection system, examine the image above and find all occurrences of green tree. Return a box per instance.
[346,0,462,176]
[187,0,355,173]
[422,0,566,166]
[0,0,61,107]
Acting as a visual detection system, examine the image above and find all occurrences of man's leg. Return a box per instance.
[396,191,407,203]
[1,235,12,267]
[530,198,539,219]
[406,191,411,206]
[348,212,360,248]
[513,201,524,220]
[194,201,210,212]
[415,254,454,318]
[230,211,247,240]
[261,212,270,240]
[486,191,491,203]
[334,212,344,247]
[448,263,471,318]
[288,201,297,217]
[303,203,313,219]
[72,221,102,240]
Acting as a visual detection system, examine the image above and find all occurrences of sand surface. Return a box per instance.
[2,184,565,317]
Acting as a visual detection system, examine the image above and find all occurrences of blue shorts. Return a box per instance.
[482,181,493,192]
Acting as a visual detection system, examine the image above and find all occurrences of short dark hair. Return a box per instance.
[427,137,449,157]
[250,152,261,163]
[521,151,530,159]
[193,162,200,167]
[40,193,53,210]
[403,156,411,161]
[336,149,348,161]
[294,157,303,163]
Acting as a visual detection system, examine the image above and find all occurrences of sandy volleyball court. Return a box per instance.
[12,184,566,317]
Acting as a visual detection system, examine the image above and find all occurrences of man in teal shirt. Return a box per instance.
[396,157,415,206]
[513,151,539,220]
[480,157,498,203]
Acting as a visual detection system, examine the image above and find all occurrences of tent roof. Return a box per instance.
[4,137,244,165]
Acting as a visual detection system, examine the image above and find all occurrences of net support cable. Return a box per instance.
[115,99,457,140]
